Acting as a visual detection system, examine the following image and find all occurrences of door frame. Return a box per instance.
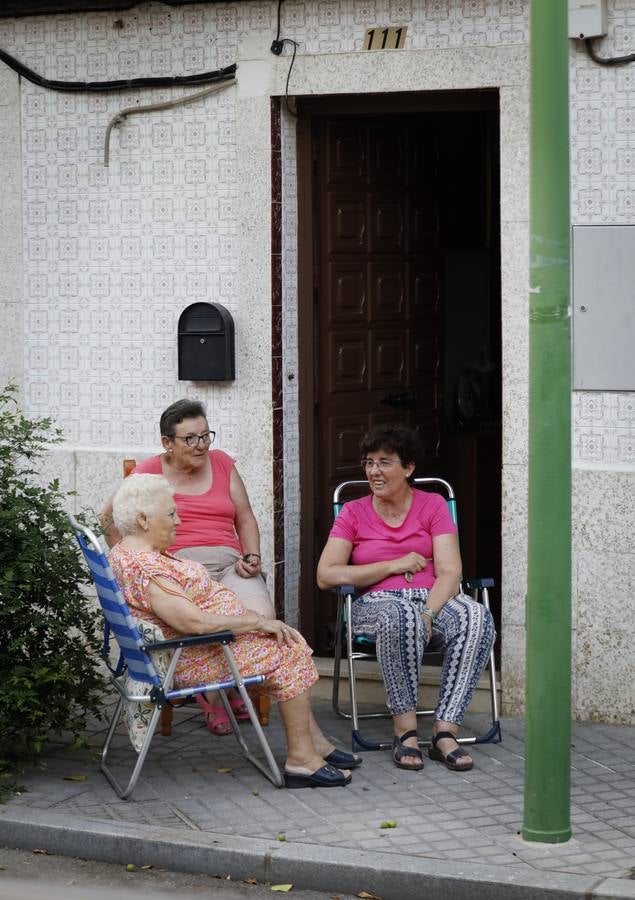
[294,89,499,647]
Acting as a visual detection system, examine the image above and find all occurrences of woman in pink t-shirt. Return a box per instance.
[317,425,495,773]
[100,398,275,736]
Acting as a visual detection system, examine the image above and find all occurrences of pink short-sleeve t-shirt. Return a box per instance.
[133,449,240,554]
[329,489,457,593]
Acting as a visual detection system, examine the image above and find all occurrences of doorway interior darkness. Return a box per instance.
[295,91,501,659]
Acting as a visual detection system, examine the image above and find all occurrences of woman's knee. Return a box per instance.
[239,593,275,618]
[376,597,418,640]
[224,573,274,618]
[266,660,318,702]
[480,605,496,647]
[461,597,496,651]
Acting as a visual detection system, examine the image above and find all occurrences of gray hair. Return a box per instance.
[160,398,207,438]
[112,474,174,537]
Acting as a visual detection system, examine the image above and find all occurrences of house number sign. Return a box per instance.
[363,25,407,50]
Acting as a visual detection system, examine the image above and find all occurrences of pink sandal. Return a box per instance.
[195,695,233,736]
[195,695,251,735]
[229,695,250,721]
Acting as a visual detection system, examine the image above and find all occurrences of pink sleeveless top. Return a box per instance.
[133,449,240,554]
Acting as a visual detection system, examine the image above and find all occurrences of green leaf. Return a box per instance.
[0,384,104,796]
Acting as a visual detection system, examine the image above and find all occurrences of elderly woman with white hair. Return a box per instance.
[108,473,360,789]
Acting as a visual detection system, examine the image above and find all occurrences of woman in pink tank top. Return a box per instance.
[99,399,275,735]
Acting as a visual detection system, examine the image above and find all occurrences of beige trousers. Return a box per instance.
[174,545,275,618]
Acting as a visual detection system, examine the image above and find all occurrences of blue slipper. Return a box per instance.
[324,749,363,769]
[284,763,352,788]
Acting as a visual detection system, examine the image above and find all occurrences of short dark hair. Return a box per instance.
[160,399,207,438]
[359,424,422,468]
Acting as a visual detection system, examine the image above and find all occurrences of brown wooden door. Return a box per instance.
[312,115,442,650]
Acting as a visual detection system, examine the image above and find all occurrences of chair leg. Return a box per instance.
[160,697,190,736]
[160,705,173,736]
[219,649,283,787]
[255,692,271,726]
[100,697,163,800]
[332,597,347,718]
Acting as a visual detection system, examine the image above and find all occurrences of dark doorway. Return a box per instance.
[296,92,501,658]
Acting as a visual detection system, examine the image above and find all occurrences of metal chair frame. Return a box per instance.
[69,516,283,798]
[330,478,502,753]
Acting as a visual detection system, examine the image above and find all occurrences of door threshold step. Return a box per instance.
[312,657,500,715]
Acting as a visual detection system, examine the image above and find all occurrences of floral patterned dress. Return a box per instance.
[109,545,317,702]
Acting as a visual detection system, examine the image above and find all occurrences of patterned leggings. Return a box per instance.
[351,589,495,723]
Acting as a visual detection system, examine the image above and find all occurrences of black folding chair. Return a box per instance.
[330,477,501,753]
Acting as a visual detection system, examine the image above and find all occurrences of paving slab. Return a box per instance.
[1,699,634,899]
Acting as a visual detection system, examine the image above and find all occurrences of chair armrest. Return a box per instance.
[336,584,357,598]
[464,577,495,590]
[144,630,235,651]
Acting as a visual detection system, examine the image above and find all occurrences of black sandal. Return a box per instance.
[428,731,473,771]
[392,730,424,771]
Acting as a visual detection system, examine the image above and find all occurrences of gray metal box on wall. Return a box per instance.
[572,225,635,391]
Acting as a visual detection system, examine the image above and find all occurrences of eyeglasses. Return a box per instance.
[361,458,400,472]
[174,430,215,448]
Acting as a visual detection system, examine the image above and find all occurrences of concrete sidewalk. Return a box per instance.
[1,698,634,900]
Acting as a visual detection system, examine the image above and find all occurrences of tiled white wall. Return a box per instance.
[0,0,531,624]
[569,6,635,467]
[281,106,300,622]
[0,64,23,394]
[1,0,634,716]
[15,73,241,450]
[1,1,631,463]
[572,393,635,467]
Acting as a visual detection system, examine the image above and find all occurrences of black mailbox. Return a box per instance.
[178,302,235,382]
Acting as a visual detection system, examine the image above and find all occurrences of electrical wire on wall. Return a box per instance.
[583,37,635,66]
[270,0,298,117]
[0,45,236,92]
[103,78,235,165]
[0,46,239,165]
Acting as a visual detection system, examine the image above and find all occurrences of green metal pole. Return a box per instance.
[523,0,572,844]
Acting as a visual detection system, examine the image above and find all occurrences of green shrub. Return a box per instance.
[0,385,104,797]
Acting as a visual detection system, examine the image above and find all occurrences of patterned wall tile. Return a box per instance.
[567,3,635,466]
[2,0,635,646]
[572,392,635,465]
[281,104,300,623]
[3,0,533,459]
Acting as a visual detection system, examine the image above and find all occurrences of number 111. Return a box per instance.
[364,26,407,51]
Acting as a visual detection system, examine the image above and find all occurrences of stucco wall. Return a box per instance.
[0,0,633,720]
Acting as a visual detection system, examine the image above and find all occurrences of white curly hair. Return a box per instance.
[112,473,174,537]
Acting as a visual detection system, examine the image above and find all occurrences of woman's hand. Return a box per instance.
[255,617,301,646]
[390,552,428,578]
[317,537,431,592]
[235,553,262,579]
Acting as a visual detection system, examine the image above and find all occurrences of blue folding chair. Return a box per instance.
[69,516,283,798]
[330,477,501,753]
